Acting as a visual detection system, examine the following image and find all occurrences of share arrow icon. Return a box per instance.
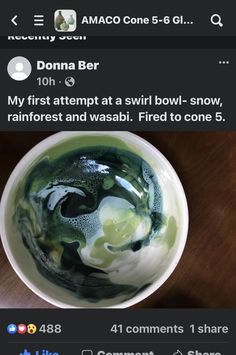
[11,15,18,26]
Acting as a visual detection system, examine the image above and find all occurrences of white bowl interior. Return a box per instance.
[0,132,188,308]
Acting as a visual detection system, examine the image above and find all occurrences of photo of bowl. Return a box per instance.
[0,131,188,308]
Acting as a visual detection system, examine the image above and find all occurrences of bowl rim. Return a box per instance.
[0,131,189,308]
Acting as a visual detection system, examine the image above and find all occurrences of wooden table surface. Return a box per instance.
[0,132,235,308]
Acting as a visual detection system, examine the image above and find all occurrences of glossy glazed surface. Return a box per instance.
[12,135,177,305]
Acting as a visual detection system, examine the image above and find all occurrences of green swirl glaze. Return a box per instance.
[13,135,174,304]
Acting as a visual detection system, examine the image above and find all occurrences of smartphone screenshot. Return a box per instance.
[0,1,235,355]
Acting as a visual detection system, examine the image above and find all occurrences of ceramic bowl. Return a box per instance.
[0,132,188,308]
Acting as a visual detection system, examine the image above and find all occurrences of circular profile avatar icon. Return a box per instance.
[7,56,32,81]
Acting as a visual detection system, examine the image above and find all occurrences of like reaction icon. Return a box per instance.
[18,324,27,334]
[7,324,17,334]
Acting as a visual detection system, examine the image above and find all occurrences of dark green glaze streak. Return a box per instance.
[13,144,164,303]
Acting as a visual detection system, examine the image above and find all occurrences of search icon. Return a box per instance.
[211,14,223,27]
